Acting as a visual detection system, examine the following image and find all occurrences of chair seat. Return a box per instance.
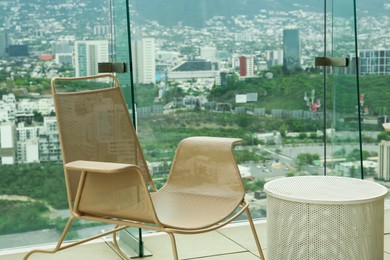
[151,185,243,230]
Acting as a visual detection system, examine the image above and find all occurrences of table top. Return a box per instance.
[264,176,388,205]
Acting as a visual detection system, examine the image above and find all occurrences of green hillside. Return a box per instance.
[208,69,390,116]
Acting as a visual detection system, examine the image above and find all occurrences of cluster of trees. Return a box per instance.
[0,200,99,238]
[243,178,266,192]
[0,163,109,236]
[295,153,320,169]
[0,163,67,209]
[0,200,49,235]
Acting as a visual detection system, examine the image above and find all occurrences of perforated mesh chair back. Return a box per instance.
[52,75,153,205]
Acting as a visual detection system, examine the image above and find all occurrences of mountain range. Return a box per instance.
[131,0,389,27]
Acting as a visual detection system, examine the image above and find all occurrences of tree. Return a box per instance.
[296,153,320,168]
[279,124,288,137]
[377,131,390,142]
[346,149,370,161]
[33,110,44,123]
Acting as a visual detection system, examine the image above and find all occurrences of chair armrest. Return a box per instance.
[65,160,138,174]
[67,160,161,224]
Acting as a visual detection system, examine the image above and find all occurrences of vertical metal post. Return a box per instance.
[125,0,144,256]
[353,0,364,179]
[125,0,137,127]
[323,0,327,175]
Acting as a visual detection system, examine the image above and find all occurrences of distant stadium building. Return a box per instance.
[167,58,219,81]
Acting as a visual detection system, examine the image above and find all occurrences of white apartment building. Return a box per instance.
[0,101,15,122]
[2,93,15,103]
[74,40,109,78]
[0,94,57,164]
[132,38,156,84]
[0,94,16,122]
[37,98,54,116]
[17,99,35,114]
[39,117,61,162]
[16,123,40,163]
[17,97,54,116]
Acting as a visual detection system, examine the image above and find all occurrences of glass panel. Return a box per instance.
[118,0,334,222]
[355,0,390,201]
[0,0,114,250]
[325,0,363,178]
[111,0,145,256]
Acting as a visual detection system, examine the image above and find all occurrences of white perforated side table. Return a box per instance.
[264,176,388,260]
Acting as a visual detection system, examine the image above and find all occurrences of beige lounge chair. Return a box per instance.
[24,74,265,260]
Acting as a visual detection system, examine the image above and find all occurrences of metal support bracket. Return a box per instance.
[98,62,127,73]
[110,229,152,258]
[315,57,349,67]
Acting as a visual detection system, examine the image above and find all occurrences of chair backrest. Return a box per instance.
[167,137,245,197]
[51,74,153,206]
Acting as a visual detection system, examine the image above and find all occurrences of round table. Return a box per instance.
[264,176,388,260]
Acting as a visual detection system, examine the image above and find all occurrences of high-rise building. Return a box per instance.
[359,49,390,75]
[0,29,8,57]
[131,38,156,84]
[283,28,301,71]
[74,40,109,77]
[239,55,255,78]
[7,45,28,57]
[378,141,390,181]
[265,49,283,67]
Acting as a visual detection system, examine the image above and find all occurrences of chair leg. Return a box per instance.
[24,217,129,259]
[168,233,179,260]
[246,207,266,260]
[23,215,76,259]
[112,225,131,260]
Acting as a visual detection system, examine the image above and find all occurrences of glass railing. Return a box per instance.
[113,0,390,217]
[0,0,389,253]
[120,2,327,222]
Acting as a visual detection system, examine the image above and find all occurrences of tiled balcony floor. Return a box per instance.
[1,218,390,260]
